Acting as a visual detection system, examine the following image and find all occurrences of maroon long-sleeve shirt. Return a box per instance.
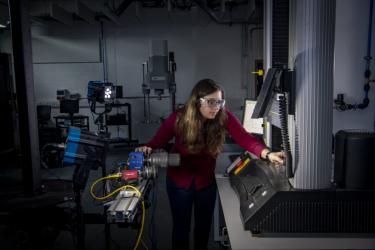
[146,109,266,190]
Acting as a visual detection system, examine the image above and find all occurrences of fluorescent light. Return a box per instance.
[0,24,6,28]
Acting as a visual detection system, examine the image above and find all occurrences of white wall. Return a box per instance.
[334,0,375,133]
[24,5,250,139]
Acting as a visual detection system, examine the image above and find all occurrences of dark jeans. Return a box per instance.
[166,177,217,250]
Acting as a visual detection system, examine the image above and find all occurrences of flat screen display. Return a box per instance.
[243,99,264,135]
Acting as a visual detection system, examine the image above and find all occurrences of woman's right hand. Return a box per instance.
[135,146,153,155]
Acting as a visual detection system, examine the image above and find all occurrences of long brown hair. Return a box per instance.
[176,79,227,157]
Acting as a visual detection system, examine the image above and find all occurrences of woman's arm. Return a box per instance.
[144,112,177,149]
[225,110,266,158]
[226,110,284,165]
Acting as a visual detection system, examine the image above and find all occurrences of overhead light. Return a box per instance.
[0,24,6,28]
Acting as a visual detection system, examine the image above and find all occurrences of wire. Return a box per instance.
[114,185,144,250]
[134,201,146,250]
[90,173,122,200]
[90,175,146,250]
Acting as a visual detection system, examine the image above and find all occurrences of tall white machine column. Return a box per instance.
[290,0,336,189]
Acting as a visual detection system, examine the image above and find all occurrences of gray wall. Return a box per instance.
[26,6,248,139]
[333,0,375,133]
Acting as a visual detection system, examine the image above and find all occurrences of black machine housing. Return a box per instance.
[229,150,375,236]
[334,130,375,190]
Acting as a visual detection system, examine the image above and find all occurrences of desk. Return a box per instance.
[54,115,90,130]
[215,154,375,250]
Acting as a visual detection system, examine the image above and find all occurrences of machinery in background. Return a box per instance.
[55,89,90,130]
[63,127,107,189]
[87,81,117,105]
[142,40,177,123]
[57,89,81,118]
[105,102,134,143]
[87,81,134,142]
[61,126,107,249]
[87,81,116,134]
[37,89,90,170]
[57,89,81,101]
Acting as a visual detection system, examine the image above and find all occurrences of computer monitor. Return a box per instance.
[60,99,79,115]
[242,99,264,135]
[251,68,279,119]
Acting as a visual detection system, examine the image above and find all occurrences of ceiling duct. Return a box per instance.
[74,1,95,23]
[60,0,96,24]
[99,6,120,24]
[114,0,134,16]
[194,0,262,25]
[30,0,120,25]
[30,2,73,25]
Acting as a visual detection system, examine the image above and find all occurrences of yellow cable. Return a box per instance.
[90,176,145,250]
[90,173,122,200]
[134,201,145,250]
[123,185,142,197]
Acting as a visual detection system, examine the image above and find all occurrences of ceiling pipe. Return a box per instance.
[30,2,73,25]
[114,0,134,16]
[100,5,120,24]
[72,0,95,24]
[193,0,260,25]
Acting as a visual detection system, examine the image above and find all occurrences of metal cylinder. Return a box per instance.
[289,0,335,189]
[149,152,180,168]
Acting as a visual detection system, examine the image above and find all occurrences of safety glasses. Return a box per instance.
[199,98,226,109]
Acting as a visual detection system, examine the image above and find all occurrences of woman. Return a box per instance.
[136,79,284,250]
